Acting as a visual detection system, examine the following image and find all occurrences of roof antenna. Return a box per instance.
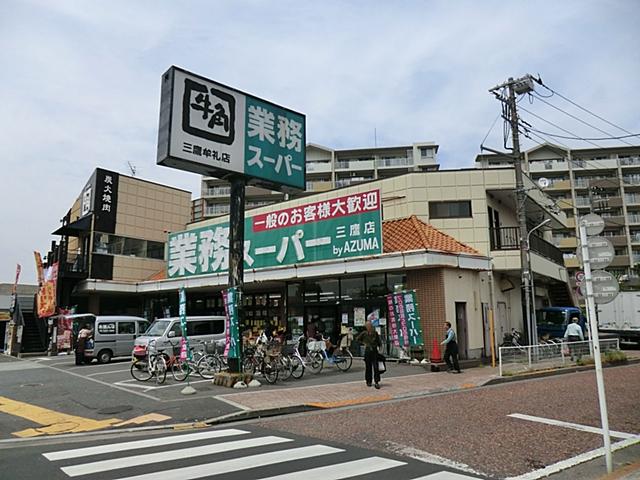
[374,127,378,147]
[127,161,137,176]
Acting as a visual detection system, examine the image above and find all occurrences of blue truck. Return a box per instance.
[536,306,586,340]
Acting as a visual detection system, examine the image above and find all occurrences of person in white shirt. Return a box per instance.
[564,316,584,361]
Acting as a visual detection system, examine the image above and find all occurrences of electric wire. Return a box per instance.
[525,128,640,142]
[537,82,636,136]
[531,93,636,147]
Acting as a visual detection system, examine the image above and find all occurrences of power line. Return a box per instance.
[531,93,635,147]
[525,128,640,142]
[480,113,501,147]
[518,106,605,149]
[537,81,636,136]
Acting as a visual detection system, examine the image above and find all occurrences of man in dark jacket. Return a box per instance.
[356,321,382,388]
[441,321,461,373]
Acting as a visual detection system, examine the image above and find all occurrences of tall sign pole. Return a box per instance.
[579,219,612,473]
[227,176,245,373]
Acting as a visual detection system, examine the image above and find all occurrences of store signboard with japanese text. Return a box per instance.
[386,290,424,348]
[167,190,382,278]
[157,66,305,192]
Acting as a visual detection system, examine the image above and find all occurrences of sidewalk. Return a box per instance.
[215,364,500,412]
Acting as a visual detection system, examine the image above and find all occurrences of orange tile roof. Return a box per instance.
[382,215,480,255]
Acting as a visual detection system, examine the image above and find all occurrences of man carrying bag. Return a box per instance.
[356,321,382,389]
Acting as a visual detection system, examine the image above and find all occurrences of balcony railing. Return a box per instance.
[489,226,564,265]
[61,253,89,278]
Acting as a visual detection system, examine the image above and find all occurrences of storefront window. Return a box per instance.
[304,279,338,304]
[366,274,387,298]
[93,232,165,261]
[123,238,145,257]
[387,273,406,292]
[340,276,365,301]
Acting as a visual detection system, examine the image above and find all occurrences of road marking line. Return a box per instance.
[257,456,406,479]
[61,436,293,477]
[212,395,252,411]
[87,368,132,377]
[410,473,482,479]
[0,396,122,438]
[508,413,639,439]
[40,363,161,402]
[506,437,640,480]
[141,379,212,390]
[43,428,249,460]
[385,442,485,478]
[110,445,342,480]
[113,413,172,427]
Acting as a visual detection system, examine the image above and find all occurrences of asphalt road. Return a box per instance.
[0,424,484,479]
[0,354,426,439]
[257,364,640,478]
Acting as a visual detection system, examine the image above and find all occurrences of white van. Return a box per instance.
[65,314,149,363]
[132,316,226,360]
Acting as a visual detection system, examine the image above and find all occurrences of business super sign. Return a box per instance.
[157,66,305,193]
[167,190,383,278]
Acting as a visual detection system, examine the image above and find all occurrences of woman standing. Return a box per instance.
[356,321,381,389]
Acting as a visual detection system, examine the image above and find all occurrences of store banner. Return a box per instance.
[167,189,383,278]
[178,287,191,361]
[223,287,240,359]
[37,262,58,318]
[57,317,73,350]
[222,289,230,357]
[386,290,424,348]
[34,252,44,285]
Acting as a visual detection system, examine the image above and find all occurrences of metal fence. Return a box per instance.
[498,338,620,376]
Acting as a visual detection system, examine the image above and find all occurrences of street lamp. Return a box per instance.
[525,218,551,345]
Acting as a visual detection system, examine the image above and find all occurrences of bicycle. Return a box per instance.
[195,341,227,379]
[130,339,167,384]
[242,342,279,384]
[308,335,353,374]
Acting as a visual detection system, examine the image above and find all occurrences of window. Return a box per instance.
[93,233,165,261]
[117,322,136,334]
[137,321,150,333]
[147,241,164,260]
[186,320,224,336]
[97,322,116,334]
[429,201,472,219]
[169,323,183,338]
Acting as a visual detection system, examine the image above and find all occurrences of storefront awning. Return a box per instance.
[52,216,92,237]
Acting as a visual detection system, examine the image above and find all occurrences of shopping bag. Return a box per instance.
[377,353,386,373]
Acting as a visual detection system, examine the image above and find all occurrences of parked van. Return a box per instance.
[86,316,150,363]
[132,316,226,360]
[536,307,586,340]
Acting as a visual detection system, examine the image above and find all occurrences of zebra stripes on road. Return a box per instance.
[43,427,483,480]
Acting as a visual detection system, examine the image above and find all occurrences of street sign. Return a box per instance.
[157,66,306,193]
[576,236,614,270]
[580,213,605,236]
[575,271,585,283]
[580,270,620,304]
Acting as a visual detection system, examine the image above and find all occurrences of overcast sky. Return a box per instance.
[1,0,639,284]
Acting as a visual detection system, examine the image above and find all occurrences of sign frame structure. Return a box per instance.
[157,66,306,194]
[167,189,383,279]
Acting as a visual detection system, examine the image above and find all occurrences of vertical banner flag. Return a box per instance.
[225,287,240,359]
[178,287,191,361]
[222,289,231,357]
[386,290,424,348]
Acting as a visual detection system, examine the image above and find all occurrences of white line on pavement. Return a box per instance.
[87,369,132,377]
[213,395,252,411]
[506,437,640,480]
[508,413,640,440]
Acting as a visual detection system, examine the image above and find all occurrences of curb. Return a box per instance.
[204,404,321,425]
[486,358,640,386]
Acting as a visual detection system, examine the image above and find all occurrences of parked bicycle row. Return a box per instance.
[129,332,355,385]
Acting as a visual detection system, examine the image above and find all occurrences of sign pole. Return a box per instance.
[227,175,245,373]
[579,221,612,473]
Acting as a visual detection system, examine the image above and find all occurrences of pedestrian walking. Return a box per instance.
[441,321,461,373]
[564,316,584,361]
[75,323,93,366]
[356,321,381,389]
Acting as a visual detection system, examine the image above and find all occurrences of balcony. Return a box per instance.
[60,253,89,279]
[546,179,572,190]
[489,226,564,265]
[558,237,579,249]
[306,162,332,173]
[376,157,413,168]
[335,159,375,171]
[609,255,631,268]
[620,156,640,167]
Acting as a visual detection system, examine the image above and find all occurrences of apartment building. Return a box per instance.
[194,142,439,221]
[476,143,640,278]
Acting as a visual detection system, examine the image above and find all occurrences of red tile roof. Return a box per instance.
[382,215,480,255]
[147,269,167,281]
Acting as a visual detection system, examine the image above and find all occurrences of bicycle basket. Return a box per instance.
[266,341,282,355]
[307,339,326,352]
[204,342,218,355]
[281,343,296,356]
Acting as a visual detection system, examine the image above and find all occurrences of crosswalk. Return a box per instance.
[42,427,483,479]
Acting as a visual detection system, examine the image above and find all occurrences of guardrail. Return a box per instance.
[498,338,620,376]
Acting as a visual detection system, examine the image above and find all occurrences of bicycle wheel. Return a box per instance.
[278,356,293,381]
[307,351,323,374]
[242,356,256,375]
[290,355,305,379]
[154,355,167,384]
[171,358,190,382]
[262,359,279,384]
[334,349,353,372]
[130,359,152,381]
[197,354,221,380]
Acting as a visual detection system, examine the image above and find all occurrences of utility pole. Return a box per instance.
[489,75,536,344]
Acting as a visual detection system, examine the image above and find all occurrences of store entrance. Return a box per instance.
[305,304,339,343]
